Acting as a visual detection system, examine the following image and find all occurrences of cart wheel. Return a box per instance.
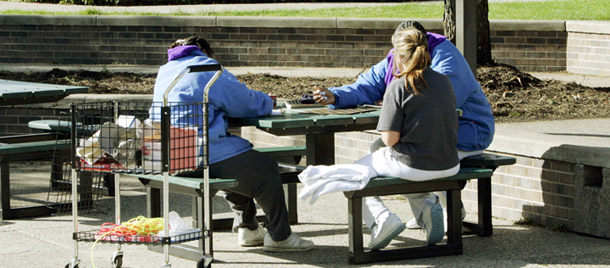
[111,251,123,268]
[197,257,212,268]
[111,256,122,268]
[65,259,80,268]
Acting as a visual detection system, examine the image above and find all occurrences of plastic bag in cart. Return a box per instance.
[76,116,143,170]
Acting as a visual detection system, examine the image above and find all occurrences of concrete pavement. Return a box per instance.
[4,166,610,268]
[3,165,610,268]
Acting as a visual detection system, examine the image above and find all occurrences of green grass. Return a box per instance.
[489,0,610,20]
[1,0,609,21]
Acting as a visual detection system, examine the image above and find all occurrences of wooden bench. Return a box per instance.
[0,137,71,219]
[343,153,516,264]
[344,167,494,264]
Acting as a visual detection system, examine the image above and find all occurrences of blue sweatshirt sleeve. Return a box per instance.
[328,58,389,108]
[213,70,273,118]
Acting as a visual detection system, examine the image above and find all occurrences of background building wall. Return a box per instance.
[0,16,575,73]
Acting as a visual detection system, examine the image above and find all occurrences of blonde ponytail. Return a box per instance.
[391,28,431,95]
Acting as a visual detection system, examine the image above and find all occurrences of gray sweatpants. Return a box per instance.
[179,149,291,241]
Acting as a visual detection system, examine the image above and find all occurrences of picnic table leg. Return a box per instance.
[461,175,494,237]
[305,133,335,165]
[348,195,364,264]
[446,189,463,253]
[478,177,493,236]
[0,161,57,219]
[77,172,93,209]
[0,163,11,219]
[285,184,298,224]
[146,186,161,218]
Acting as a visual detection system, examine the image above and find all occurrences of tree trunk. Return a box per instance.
[443,0,495,66]
[443,0,456,44]
[477,0,494,66]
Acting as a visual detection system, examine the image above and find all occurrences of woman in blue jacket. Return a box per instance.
[150,36,313,252]
[312,21,495,231]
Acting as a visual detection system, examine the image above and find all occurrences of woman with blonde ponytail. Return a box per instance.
[355,27,461,249]
[300,27,461,250]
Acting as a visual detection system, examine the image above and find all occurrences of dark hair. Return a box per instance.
[394,21,427,37]
[169,35,214,58]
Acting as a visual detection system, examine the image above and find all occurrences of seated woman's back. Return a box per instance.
[380,68,458,171]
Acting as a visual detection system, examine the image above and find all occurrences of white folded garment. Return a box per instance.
[297,164,376,205]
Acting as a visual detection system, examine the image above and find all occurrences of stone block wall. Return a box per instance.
[573,165,610,237]
[0,15,570,72]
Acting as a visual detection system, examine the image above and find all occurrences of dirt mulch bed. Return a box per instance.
[1,64,608,123]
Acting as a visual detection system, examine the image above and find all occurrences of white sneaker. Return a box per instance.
[406,218,420,229]
[422,200,444,245]
[263,233,314,252]
[368,213,406,250]
[406,206,467,230]
[237,225,266,247]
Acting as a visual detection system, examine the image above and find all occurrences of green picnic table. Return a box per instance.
[0,79,88,106]
[232,108,381,165]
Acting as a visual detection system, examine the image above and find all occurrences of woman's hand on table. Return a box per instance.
[312,86,336,105]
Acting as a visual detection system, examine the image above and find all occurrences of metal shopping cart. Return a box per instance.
[66,64,223,268]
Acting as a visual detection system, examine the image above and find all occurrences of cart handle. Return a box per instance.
[162,64,223,106]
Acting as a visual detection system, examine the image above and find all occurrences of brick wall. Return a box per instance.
[490,20,566,72]
[0,16,570,72]
[0,106,68,135]
[1,94,152,136]
[463,154,574,229]
[566,21,610,76]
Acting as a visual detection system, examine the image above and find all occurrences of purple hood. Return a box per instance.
[167,45,200,61]
[384,32,447,86]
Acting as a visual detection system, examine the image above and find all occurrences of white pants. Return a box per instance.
[355,147,460,230]
[430,149,485,213]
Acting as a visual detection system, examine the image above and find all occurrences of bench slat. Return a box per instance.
[254,145,305,158]
[0,139,70,155]
[461,153,516,166]
[122,173,237,190]
[365,168,493,189]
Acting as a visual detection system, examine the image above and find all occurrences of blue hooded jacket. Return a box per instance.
[150,46,273,164]
[329,33,495,152]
